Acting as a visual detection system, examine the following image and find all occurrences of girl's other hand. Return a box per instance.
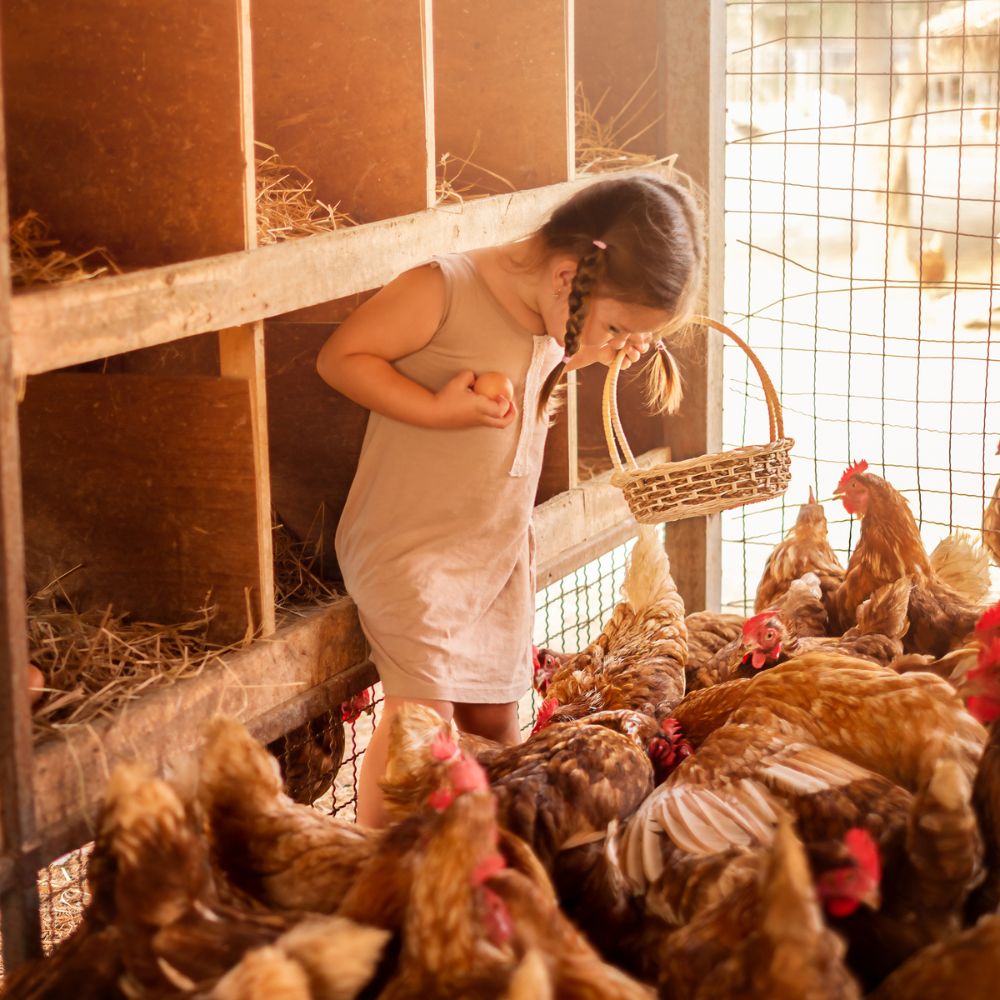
[595,332,652,370]
[432,370,517,429]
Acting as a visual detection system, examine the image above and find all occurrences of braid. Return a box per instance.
[537,248,605,417]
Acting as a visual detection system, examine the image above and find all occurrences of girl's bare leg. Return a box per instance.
[453,701,521,745]
[356,694,454,828]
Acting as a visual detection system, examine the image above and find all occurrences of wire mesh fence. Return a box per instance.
[723,0,1000,614]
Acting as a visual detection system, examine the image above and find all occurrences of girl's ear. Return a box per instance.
[551,256,579,296]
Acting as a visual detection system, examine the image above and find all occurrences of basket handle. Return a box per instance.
[602,316,785,475]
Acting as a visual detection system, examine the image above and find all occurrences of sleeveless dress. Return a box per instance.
[335,253,564,703]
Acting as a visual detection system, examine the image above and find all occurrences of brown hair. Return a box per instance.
[535,173,705,416]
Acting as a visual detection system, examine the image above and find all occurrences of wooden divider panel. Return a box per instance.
[251,0,432,222]
[575,0,664,158]
[435,0,572,193]
[1,0,248,268]
[20,374,260,642]
[255,0,433,569]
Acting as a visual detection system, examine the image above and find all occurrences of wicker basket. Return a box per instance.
[603,316,794,525]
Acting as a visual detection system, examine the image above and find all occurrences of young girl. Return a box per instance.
[317,174,705,827]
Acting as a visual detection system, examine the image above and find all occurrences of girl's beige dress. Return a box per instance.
[335,253,564,703]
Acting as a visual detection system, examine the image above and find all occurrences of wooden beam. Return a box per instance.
[31,602,369,866]
[220,324,276,636]
[660,0,726,613]
[534,446,669,587]
[0,35,41,964]
[12,168,678,378]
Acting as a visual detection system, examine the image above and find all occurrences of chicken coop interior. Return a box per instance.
[1,0,1000,997]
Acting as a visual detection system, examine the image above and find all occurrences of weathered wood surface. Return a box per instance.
[435,0,572,193]
[576,0,664,157]
[11,176,640,377]
[252,0,432,222]
[30,603,371,865]
[0,44,42,960]
[20,374,262,642]
[659,0,726,613]
[1,1,247,268]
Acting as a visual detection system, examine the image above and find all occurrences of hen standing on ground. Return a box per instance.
[754,488,846,617]
[984,439,1000,566]
[539,525,688,722]
[831,461,984,654]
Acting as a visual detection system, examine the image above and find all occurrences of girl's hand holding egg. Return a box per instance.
[432,370,517,429]
[473,371,515,419]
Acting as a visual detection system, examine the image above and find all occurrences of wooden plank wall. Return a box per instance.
[2,0,271,641]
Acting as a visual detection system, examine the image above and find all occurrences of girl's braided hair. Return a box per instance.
[536,173,705,417]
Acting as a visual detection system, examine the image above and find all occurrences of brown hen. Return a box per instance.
[831,461,984,653]
[754,488,846,616]
[656,820,863,1000]
[739,576,913,675]
[982,438,1000,566]
[540,525,688,720]
[198,717,377,913]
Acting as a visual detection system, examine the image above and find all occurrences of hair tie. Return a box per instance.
[592,239,607,250]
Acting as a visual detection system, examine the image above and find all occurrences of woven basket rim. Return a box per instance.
[610,436,794,487]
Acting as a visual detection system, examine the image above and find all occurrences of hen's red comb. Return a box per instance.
[845,827,881,882]
[530,697,559,736]
[431,731,459,762]
[741,610,776,642]
[976,601,1000,637]
[836,460,869,494]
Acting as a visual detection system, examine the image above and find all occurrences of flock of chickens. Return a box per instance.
[5,458,1000,1000]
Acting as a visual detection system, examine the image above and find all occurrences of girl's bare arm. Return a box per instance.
[316,265,514,429]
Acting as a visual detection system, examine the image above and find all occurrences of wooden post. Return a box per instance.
[0,31,41,965]
[660,0,725,612]
[217,0,275,636]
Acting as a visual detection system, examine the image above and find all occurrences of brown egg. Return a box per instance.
[28,662,45,706]
[473,371,515,416]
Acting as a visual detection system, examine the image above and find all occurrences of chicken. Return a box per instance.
[539,525,688,721]
[379,702,657,870]
[984,439,1000,566]
[739,576,913,674]
[683,610,746,678]
[868,914,1000,1000]
[964,624,1000,920]
[754,487,845,616]
[655,820,863,1000]
[689,573,827,689]
[929,531,992,604]
[198,717,376,913]
[208,918,389,1000]
[670,652,986,792]
[266,709,346,806]
[376,757,518,1000]
[831,460,984,654]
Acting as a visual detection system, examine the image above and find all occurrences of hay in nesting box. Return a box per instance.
[575,73,676,175]
[255,141,355,244]
[273,512,342,613]
[9,211,122,289]
[28,574,251,742]
[435,142,516,206]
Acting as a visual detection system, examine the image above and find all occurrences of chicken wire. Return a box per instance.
[723,0,1000,614]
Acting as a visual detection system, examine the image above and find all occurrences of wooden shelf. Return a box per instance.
[11,180,607,378]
